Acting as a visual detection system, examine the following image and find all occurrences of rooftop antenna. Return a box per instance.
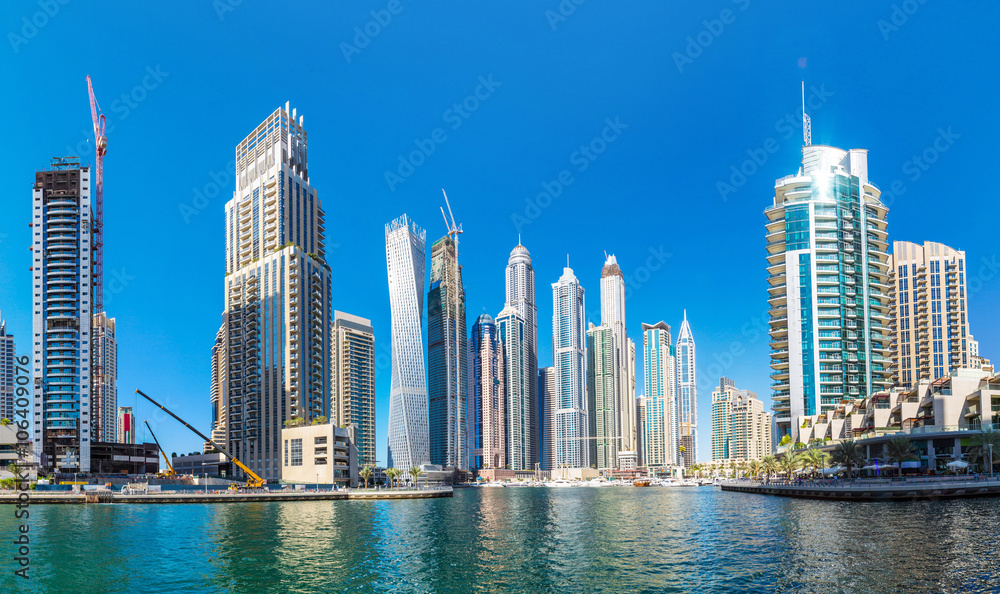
[802,81,811,146]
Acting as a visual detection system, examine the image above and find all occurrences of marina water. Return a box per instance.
[3,486,998,592]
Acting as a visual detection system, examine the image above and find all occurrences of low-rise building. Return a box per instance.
[280,423,358,487]
[789,367,1000,471]
[88,441,160,475]
[171,452,230,477]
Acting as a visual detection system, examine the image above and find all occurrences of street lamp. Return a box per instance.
[988,444,995,481]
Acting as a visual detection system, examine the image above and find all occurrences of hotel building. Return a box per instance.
[766,145,893,445]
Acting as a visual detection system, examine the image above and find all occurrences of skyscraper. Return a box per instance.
[209,324,227,450]
[675,311,697,466]
[552,266,588,469]
[889,241,971,389]
[506,241,538,466]
[642,321,674,470]
[766,145,892,445]
[497,304,530,470]
[587,323,619,469]
[470,314,505,469]
[711,379,771,462]
[0,316,14,422]
[221,104,332,480]
[117,405,135,445]
[386,214,429,469]
[332,311,376,468]
[601,254,637,458]
[32,158,94,472]
[538,366,556,471]
[92,312,117,443]
[428,236,468,469]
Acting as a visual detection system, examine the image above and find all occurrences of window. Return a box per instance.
[314,436,327,445]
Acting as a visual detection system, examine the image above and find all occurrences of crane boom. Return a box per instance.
[86,75,106,312]
[135,389,266,489]
[143,420,175,475]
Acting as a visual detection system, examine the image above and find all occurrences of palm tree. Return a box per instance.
[385,468,399,489]
[831,439,864,478]
[359,466,373,489]
[748,459,762,480]
[407,466,423,490]
[762,455,778,480]
[802,449,829,478]
[779,453,801,480]
[970,428,1000,476]
[883,436,917,478]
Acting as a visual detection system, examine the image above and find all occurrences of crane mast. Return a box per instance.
[86,75,106,312]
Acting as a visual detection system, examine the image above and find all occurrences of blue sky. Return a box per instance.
[2,1,998,463]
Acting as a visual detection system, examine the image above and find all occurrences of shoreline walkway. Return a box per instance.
[721,477,1000,501]
[0,487,453,505]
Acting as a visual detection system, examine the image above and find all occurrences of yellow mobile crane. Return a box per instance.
[144,419,176,478]
[135,389,266,491]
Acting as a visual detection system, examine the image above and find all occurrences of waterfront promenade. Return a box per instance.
[0,487,452,505]
[721,476,1000,501]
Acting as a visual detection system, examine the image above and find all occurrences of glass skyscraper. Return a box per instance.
[552,266,588,469]
[641,321,674,469]
[586,323,618,469]
[0,317,15,425]
[506,241,538,466]
[470,313,505,470]
[766,145,892,444]
[386,214,429,469]
[497,304,530,470]
[428,236,468,469]
[675,311,696,466]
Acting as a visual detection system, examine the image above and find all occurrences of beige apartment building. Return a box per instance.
[889,241,972,390]
[711,379,772,462]
[281,423,358,487]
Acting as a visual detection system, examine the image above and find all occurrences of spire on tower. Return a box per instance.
[801,81,811,147]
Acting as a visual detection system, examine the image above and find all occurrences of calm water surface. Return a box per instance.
[2,487,998,592]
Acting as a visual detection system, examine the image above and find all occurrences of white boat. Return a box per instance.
[547,479,576,488]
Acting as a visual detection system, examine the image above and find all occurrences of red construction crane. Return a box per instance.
[86,75,106,312]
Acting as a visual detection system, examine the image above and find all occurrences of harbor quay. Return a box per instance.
[721,476,1000,501]
[0,487,452,505]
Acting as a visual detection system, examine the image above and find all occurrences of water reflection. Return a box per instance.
[4,489,1000,592]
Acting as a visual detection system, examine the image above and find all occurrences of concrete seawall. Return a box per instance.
[721,479,1000,501]
[0,488,453,505]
